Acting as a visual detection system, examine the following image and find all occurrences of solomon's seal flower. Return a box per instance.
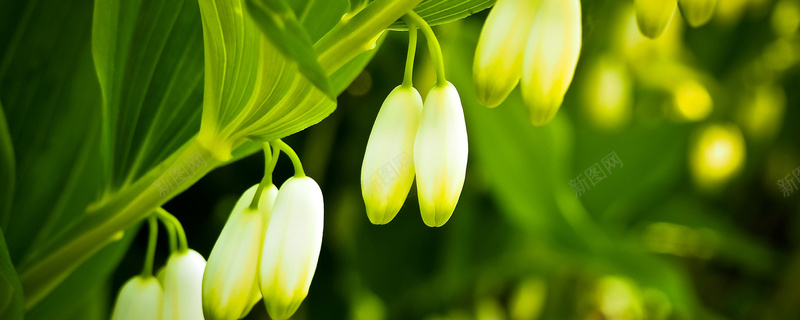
[202,184,278,320]
[259,176,324,320]
[473,0,539,108]
[361,86,423,225]
[521,0,582,126]
[111,276,164,320]
[634,0,677,38]
[163,249,207,320]
[413,82,468,227]
[678,0,717,27]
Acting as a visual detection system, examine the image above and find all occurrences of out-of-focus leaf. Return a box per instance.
[246,0,334,98]
[389,0,494,30]
[0,100,13,230]
[0,230,22,320]
[93,0,204,191]
[25,229,135,320]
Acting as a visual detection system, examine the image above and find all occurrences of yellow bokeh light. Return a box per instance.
[772,0,800,37]
[737,85,786,141]
[673,80,713,121]
[690,124,747,191]
[582,57,632,131]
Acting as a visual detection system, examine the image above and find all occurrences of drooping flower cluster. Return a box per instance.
[361,13,469,228]
[473,0,583,126]
[111,141,324,320]
[634,0,718,39]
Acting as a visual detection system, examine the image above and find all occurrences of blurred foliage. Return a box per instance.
[1,0,800,319]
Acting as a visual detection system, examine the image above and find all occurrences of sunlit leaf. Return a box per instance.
[246,0,335,98]
[389,0,495,30]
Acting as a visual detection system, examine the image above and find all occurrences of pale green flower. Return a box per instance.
[679,0,717,27]
[473,0,539,108]
[635,0,677,38]
[163,249,207,320]
[111,276,163,320]
[361,86,423,225]
[521,0,582,126]
[413,82,468,227]
[260,176,324,320]
[202,184,278,320]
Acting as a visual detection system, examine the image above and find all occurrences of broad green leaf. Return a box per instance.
[93,0,204,191]
[0,100,13,230]
[0,230,22,320]
[0,0,103,263]
[246,0,335,98]
[389,0,495,30]
[197,0,336,158]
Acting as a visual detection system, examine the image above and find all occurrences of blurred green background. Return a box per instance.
[3,0,800,319]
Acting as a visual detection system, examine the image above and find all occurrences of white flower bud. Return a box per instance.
[111,276,163,320]
[521,0,582,126]
[678,0,717,27]
[473,0,538,108]
[260,176,324,320]
[635,0,677,38]
[361,86,422,225]
[413,82,468,227]
[163,249,207,320]
[202,184,278,320]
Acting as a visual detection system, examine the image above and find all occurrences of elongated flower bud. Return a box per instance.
[473,0,538,108]
[111,276,163,320]
[202,184,278,320]
[163,249,207,320]
[521,0,582,126]
[414,82,468,227]
[361,86,422,225]
[260,177,324,320]
[635,0,677,38]
[678,0,717,27]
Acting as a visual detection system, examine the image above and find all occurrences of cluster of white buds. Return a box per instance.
[635,0,718,38]
[111,140,324,320]
[473,0,582,126]
[361,12,468,228]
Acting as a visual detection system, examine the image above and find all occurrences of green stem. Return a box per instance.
[19,136,221,309]
[140,216,158,277]
[156,208,187,252]
[315,0,424,75]
[162,212,177,253]
[401,19,417,88]
[403,11,446,87]
[271,139,305,178]
[250,142,279,210]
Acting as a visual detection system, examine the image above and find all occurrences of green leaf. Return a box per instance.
[0,100,14,231]
[389,0,495,30]
[0,230,22,320]
[197,0,336,157]
[92,0,205,191]
[246,0,335,98]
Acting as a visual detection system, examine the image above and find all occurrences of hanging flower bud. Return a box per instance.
[163,249,207,320]
[521,0,582,126]
[260,176,324,320]
[361,86,422,225]
[473,0,538,108]
[635,0,677,38]
[678,0,717,27]
[413,82,468,227]
[202,184,278,320]
[111,276,163,320]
